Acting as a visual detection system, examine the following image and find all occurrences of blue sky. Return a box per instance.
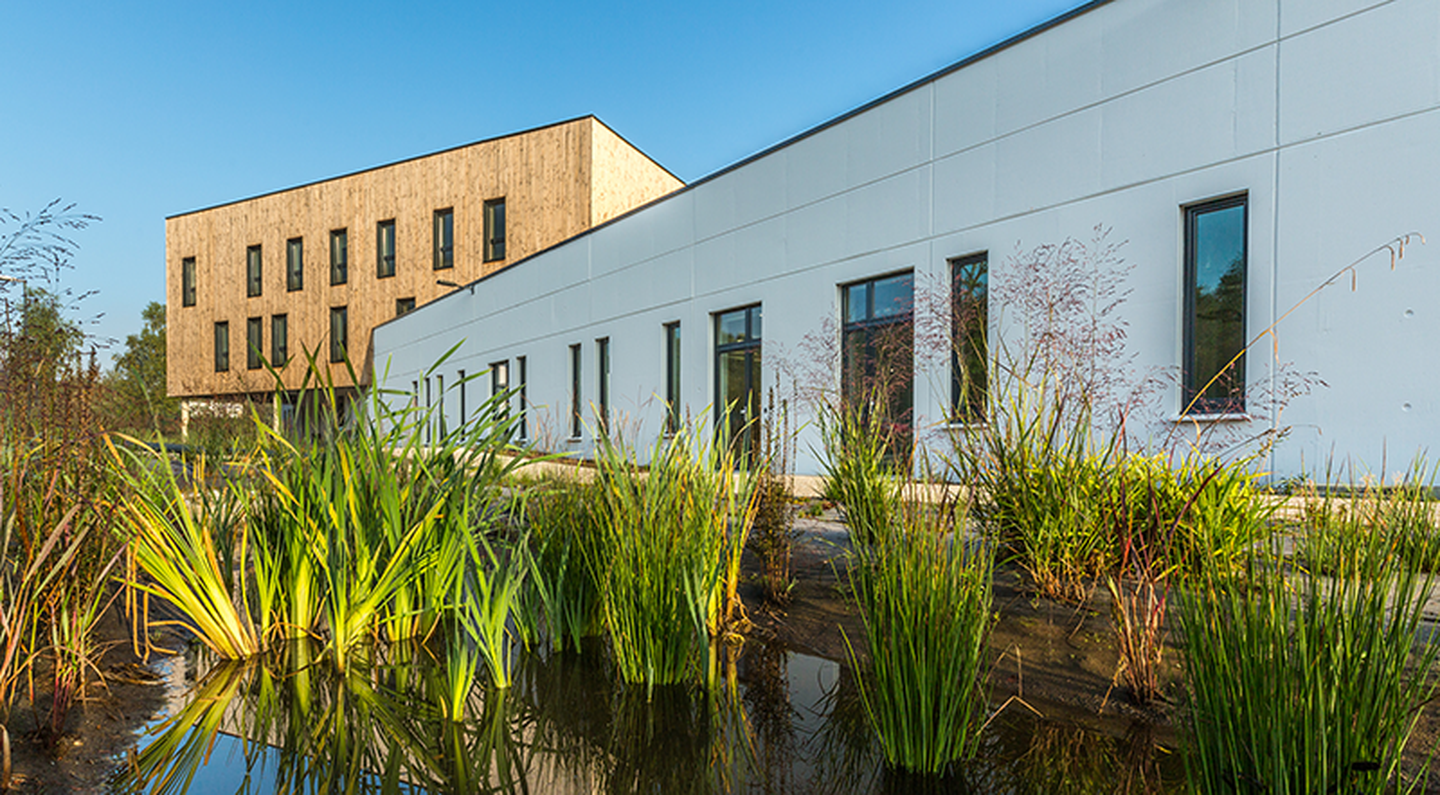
[0,0,1084,361]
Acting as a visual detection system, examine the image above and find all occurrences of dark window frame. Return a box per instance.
[246,316,263,370]
[596,337,610,436]
[330,228,348,286]
[271,314,288,367]
[949,254,989,423]
[377,219,396,278]
[246,245,262,298]
[490,360,510,423]
[214,321,229,373]
[1182,194,1248,415]
[396,297,416,316]
[517,355,528,441]
[484,198,506,262]
[182,257,197,307]
[329,305,347,364]
[433,208,454,270]
[714,304,762,458]
[664,321,681,434]
[569,343,582,439]
[286,237,304,292]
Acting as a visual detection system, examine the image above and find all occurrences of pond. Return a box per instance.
[110,639,1182,794]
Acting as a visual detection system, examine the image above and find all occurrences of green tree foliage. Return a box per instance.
[99,301,178,435]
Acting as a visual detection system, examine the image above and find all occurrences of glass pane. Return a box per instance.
[750,306,762,340]
[952,256,988,421]
[845,283,869,324]
[871,273,913,319]
[1191,203,1246,409]
[717,309,748,346]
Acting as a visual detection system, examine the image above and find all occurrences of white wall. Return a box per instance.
[374,0,1440,481]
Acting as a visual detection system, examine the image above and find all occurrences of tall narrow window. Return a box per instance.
[664,322,681,433]
[424,377,432,445]
[214,321,229,372]
[596,338,610,435]
[182,257,197,307]
[246,317,263,370]
[329,306,347,363]
[246,245,262,297]
[715,305,761,458]
[949,254,988,422]
[484,198,506,262]
[433,208,454,270]
[330,228,348,285]
[287,237,304,291]
[491,360,510,422]
[396,297,416,316]
[1184,195,1247,414]
[458,369,466,426]
[569,344,582,439]
[377,220,396,278]
[437,374,445,437]
[517,356,528,441]
[271,314,288,366]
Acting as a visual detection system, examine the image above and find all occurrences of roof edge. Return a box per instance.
[168,115,601,220]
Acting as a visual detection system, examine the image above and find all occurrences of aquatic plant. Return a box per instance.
[1179,496,1440,794]
[818,395,901,553]
[844,494,993,775]
[591,419,758,689]
[524,474,605,653]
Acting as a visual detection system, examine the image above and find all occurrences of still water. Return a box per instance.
[111,640,1181,794]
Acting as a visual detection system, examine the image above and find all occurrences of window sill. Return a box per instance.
[1168,412,1252,424]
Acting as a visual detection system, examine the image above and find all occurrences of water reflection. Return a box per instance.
[113,640,1181,794]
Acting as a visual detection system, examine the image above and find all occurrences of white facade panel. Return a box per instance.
[373,0,1440,481]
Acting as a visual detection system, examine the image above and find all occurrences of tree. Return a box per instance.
[100,302,178,436]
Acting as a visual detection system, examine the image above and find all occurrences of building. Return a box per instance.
[368,0,1440,482]
[165,116,683,427]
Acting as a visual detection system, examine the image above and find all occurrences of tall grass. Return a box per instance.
[1179,492,1440,794]
[524,475,604,653]
[591,420,758,690]
[818,399,901,552]
[844,495,993,775]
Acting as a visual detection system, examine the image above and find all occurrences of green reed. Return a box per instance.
[844,496,993,775]
[524,474,605,653]
[1179,492,1440,794]
[591,420,756,690]
[818,398,901,552]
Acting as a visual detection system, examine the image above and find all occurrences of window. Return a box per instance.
[377,220,396,278]
[271,314,288,366]
[569,344,582,439]
[715,305,761,458]
[664,322,681,434]
[484,198,506,262]
[517,356,528,441]
[950,254,988,422]
[842,273,914,432]
[330,306,347,363]
[458,369,466,425]
[437,374,446,437]
[491,360,510,422]
[330,229,348,285]
[287,237,304,292]
[214,321,229,372]
[182,257,197,307]
[246,245,262,297]
[433,208,454,270]
[1184,195,1247,414]
[396,297,416,316]
[247,317,263,370]
[596,338,610,435]
[424,377,432,445]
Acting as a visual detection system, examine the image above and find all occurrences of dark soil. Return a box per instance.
[2,602,185,795]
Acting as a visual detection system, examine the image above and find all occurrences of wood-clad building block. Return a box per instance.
[165,116,682,400]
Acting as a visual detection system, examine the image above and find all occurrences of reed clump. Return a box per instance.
[844,493,993,775]
[590,420,759,690]
[1179,482,1440,794]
